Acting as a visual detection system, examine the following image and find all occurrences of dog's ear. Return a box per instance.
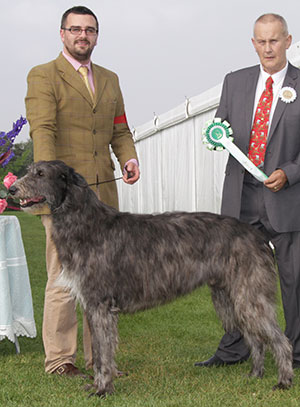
[66,167,87,187]
[57,166,75,185]
[73,172,87,187]
[56,162,87,188]
[60,172,68,182]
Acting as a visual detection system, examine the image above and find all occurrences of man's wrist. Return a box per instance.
[123,159,139,173]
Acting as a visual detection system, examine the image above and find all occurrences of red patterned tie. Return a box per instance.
[248,76,273,166]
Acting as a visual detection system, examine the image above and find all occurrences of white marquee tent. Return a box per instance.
[114,41,300,215]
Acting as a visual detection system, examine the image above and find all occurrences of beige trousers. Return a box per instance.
[41,215,92,373]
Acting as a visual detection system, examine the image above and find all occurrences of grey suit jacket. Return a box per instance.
[217,63,300,233]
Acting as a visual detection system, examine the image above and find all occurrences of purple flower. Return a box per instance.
[0,116,27,167]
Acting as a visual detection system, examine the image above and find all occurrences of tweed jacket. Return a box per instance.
[25,53,138,213]
[217,63,300,233]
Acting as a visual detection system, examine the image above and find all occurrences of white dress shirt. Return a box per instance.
[252,62,288,136]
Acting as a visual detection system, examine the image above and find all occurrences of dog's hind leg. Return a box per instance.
[85,304,119,398]
[243,324,293,389]
[237,300,293,390]
[242,333,265,378]
[211,287,237,333]
[266,325,293,390]
[212,286,268,379]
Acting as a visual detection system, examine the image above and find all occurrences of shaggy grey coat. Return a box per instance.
[10,160,293,397]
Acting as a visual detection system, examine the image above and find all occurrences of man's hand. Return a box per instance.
[264,169,287,192]
[123,161,140,185]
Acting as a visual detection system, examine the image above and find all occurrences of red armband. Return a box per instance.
[114,113,128,125]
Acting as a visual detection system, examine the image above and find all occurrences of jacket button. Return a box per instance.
[93,109,96,114]
[93,129,96,135]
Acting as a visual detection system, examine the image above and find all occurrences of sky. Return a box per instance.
[2,0,300,142]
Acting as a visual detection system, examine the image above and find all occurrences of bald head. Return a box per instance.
[254,13,289,38]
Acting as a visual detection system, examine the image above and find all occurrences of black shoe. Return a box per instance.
[194,353,250,367]
[293,360,300,368]
[194,355,225,367]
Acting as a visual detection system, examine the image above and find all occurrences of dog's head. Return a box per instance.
[9,160,87,213]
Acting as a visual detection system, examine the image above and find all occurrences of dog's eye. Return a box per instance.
[37,170,44,177]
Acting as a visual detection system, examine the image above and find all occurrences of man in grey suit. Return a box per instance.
[196,13,300,368]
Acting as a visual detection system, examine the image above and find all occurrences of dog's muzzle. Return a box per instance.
[9,185,17,195]
[9,185,46,208]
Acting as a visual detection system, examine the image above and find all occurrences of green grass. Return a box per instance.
[1,211,300,406]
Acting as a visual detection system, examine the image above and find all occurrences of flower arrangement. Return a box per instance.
[0,173,18,212]
[0,116,27,213]
[0,116,27,167]
[0,172,18,213]
[0,198,7,213]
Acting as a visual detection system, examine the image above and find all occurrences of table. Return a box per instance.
[0,215,36,352]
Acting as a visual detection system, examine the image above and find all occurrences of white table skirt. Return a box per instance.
[0,215,36,344]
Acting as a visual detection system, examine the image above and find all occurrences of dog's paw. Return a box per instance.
[87,383,115,398]
[83,383,95,392]
[87,389,114,399]
[88,391,107,399]
[248,369,264,379]
[272,381,292,391]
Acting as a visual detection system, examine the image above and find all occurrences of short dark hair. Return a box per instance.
[61,6,99,31]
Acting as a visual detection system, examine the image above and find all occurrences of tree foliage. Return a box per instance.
[0,139,33,182]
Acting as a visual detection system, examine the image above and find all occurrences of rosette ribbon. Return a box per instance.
[203,118,268,182]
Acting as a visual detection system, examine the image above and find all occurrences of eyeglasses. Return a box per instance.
[62,26,98,36]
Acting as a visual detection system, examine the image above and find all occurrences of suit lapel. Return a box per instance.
[268,63,298,142]
[245,66,260,137]
[92,64,107,107]
[55,53,94,106]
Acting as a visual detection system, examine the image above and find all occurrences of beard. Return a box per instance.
[65,41,94,62]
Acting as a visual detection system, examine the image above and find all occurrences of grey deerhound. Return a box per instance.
[10,160,293,396]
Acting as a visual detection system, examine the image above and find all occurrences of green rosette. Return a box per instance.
[202,118,233,151]
[201,118,268,182]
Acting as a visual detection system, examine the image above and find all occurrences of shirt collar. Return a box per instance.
[259,62,288,86]
[62,51,92,72]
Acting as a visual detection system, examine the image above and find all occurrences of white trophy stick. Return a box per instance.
[203,118,268,182]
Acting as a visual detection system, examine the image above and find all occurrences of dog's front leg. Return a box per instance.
[86,304,118,398]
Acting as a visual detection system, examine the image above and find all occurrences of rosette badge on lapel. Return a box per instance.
[279,87,297,104]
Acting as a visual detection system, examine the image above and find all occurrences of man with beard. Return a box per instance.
[25,6,139,377]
